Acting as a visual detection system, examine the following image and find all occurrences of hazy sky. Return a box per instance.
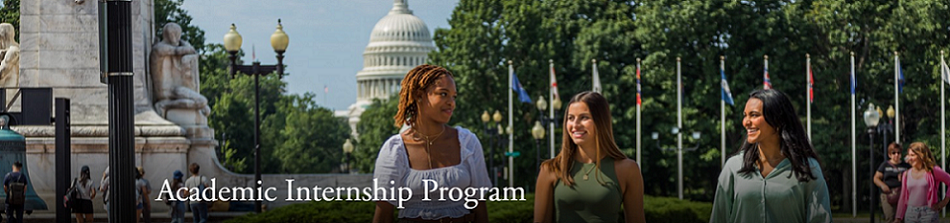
[181,0,460,111]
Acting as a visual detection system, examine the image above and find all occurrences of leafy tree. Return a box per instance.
[0,0,18,39]
[267,93,350,173]
[154,0,350,174]
[155,0,205,52]
[422,0,950,212]
[352,96,400,173]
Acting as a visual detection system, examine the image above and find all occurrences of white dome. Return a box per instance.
[346,0,436,138]
[369,8,431,43]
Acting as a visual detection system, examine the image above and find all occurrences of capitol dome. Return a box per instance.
[346,0,436,137]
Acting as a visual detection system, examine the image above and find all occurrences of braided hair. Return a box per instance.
[393,64,454,128]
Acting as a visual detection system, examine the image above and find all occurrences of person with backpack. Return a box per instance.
[184,163,210,223]
[73,165,97,223]
[3,161,27,223]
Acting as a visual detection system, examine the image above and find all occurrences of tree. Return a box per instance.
[0,0,18,39]
[155,0,205,52]
[154,0,351,174]
[352,97,400,173]
[267,93,350,173]
[426,0,950,210]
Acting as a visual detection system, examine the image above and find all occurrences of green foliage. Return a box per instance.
[155,0,206,52]
[0,0,18,40]
[151,0,350,174]
[267,93,351,173]
[223,194,711,223]
[425,0,950,213]
[352,96,400,173]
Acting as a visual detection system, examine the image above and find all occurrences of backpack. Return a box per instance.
[64,178,79,209]
[198,176,213,206]
[8,173,26,205]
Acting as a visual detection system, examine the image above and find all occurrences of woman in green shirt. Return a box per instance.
[710,89,832,223]
[534,91,645,223]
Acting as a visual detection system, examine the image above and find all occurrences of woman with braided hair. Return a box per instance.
[373,64,490,223]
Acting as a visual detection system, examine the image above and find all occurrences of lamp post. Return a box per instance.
[342,139,354,173]
[864,103,881,223]
[531,121,546,175]
[481,110,504,186]
[223,20,289,214]
[652,127,701,199]
[535,96,561,159]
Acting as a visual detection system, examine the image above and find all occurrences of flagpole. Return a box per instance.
[549,60,556,159]
[593,59,601,94]
[508,60,514,189]
[895,52,900,144]
[941,50,947,216]
[636,58,642,166]
[677,57,683,200]
[807,54,812,141]
[721,56,727,167]
[764,55,769,89]
[851,52,858,217]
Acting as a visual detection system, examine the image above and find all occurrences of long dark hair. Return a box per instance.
[736,89,820,182]
[542,91,627,186]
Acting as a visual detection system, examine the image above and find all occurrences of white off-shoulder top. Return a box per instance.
[373,126,492,220]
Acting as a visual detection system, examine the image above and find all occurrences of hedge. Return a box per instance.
[225,194,711,223]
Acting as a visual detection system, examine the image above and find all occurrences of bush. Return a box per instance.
[224,194,712,223]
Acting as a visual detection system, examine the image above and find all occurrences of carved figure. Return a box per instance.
[0,23,19,88]
[150,23,210,116]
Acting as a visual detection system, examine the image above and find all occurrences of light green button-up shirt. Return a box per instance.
[710,153,832,223]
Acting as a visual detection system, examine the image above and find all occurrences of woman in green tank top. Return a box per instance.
[534,91,645,223]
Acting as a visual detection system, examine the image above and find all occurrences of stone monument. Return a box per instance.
[151,23,211,131]
[0,23,19,88]
[13,0,371,216]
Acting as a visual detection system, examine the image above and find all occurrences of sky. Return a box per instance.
[181,0,460,111]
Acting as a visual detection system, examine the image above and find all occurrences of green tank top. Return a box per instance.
[553,158,622,223]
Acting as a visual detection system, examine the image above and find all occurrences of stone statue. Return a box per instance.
[150,23,210,117]
[0,23,19,88]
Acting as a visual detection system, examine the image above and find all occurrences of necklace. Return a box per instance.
[582,163,596,181]
[414,125,446,169]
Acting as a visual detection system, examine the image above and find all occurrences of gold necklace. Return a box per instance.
[582,163,596,181]
[414,125,446,169]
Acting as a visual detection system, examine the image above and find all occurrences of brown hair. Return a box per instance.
[887,142,902,154]
[908,142,936,173]
[393,64,454,128]
[189,163,200,175]
[542,91,627,187]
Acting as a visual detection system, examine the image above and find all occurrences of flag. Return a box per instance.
[899,67,906,93]
[512,72,532,103]
[721,67,735,106]
[636,64,642,106]
[324,85,328,94]
[943,56,950,85]
[764,66,772,89]
[592,60,602,93]
[850,70,856,95]
[550,64,559,100]
[808,66,815,103]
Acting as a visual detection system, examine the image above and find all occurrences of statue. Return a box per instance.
[150,23,210,117]
[0,23,19,88]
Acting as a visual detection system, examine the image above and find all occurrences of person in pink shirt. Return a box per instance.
[894,142,950,223]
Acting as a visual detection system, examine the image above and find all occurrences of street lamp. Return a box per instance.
[342,139,354,173]
[863,103,881,223]
[481,110,504,186]
[224,20,289,214]
[535,96,563,159]
[531,121,546,175]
